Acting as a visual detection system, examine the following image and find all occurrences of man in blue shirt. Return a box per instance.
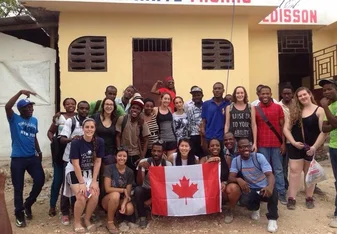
[201,82,229,142]
[5,90,45,228]
[229,138,279,233]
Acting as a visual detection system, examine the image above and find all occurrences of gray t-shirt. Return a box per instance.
[137,158,172,189]
[103,164,134,188]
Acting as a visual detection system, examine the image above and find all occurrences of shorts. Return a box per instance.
[288,145,313,162]
[164,141,177,151]
[67,171,93,185]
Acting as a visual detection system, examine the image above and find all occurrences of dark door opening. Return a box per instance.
[277,30,313,100]
[132,38,172,103]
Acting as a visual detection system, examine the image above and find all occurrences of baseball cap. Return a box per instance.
[190,86,203,94]
[131,98,144,109]
[318,79,337,87]
[17,99,35,109]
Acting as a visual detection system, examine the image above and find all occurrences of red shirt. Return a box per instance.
[255,102,284,147]
[158,87,176,112]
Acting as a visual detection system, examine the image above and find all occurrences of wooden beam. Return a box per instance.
[0,22,57,32]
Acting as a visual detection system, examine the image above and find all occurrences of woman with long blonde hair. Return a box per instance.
[283,87,327,210]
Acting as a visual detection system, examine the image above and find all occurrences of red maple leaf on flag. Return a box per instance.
[172,176,198,205]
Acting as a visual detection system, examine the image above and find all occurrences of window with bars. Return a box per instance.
[133,38,172,52]
[202,39,234,70]
[68,36,107,72]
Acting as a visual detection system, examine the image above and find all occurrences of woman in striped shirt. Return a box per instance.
[143,98,159,158]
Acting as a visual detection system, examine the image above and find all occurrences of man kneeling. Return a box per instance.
[135,141,172,229]
[228,138,279,233]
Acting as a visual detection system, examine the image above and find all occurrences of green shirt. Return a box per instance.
[89,100,125,117]
[325,101,337,149]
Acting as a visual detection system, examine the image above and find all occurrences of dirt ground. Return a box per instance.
[1,157,337,234]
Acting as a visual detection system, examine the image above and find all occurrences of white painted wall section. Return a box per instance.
[0,33,56,158]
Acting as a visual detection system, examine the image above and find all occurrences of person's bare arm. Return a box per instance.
[251,106,257,152]
[150,80,162,95]
[47,123,58,141]
[312,108,328,150]
[116,132,121,148]
[5,90,36,119]
[279,114,286,155]
[141,136,148,159]
[224,105,230,134]
[321,97,337,128]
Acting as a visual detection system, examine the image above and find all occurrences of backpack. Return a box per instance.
[235,152,261,173]
[50,116,76,165]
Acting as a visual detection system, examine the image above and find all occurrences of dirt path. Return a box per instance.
[1,158,337,234]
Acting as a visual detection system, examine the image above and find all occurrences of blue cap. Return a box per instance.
[17,99,35,109]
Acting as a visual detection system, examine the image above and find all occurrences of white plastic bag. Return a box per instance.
[305,159,327,187]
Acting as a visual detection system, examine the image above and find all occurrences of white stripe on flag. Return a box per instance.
[165,164,206,216]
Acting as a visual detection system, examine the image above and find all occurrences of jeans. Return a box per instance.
[258,147,286,196]
[134,186,151,218]
[60,161,75,215]
[10,156,45,216]
[242,188,279,220]
[50,162,63,208]
[329,148,337,216]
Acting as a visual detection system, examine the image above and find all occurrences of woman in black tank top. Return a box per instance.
[284,87,327,210]
[154,93,177,156]
[224,86,257,151]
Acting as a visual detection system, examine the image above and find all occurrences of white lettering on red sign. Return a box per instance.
[263,8,317,24]
[190,0,251,3]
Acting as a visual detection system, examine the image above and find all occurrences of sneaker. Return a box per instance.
[287,197,296,210]
[224,209,234,224]
[139,217,148,229]
[24,204,33,220]
[251,209,260,221]
[305,197,315,209]
[15,212,26,228]
[267,220,278,233]
[278,193,287,205]
[119,221,130,232]
[61,215,70,226]
[329,216,337,228]
[314,185,326,196]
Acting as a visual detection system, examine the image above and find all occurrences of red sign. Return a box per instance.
[263,8,317,24]
[190,0,251,3]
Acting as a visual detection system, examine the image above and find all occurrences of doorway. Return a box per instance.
[132,38,172,102]
[277,30,313,99]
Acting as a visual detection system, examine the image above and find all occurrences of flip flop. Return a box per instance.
[106,221,119,234]
[74,226,86,233]
[86,223,97,232]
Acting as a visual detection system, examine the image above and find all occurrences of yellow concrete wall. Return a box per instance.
[58,13,250,103]
[333,31,337,44]
[248,30,279,101]
[312,30,334,51]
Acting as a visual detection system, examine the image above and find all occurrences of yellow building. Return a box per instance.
[22,0,337,103]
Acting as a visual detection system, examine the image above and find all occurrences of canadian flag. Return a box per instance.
[149,163,221,216]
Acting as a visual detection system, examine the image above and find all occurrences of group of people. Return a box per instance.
[5,75,337,233]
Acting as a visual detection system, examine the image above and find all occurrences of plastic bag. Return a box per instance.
[305,159,327,186]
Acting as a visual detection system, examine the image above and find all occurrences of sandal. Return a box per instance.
[106,221,119,234]
[86,223,97,232]
[74,226,86,233]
